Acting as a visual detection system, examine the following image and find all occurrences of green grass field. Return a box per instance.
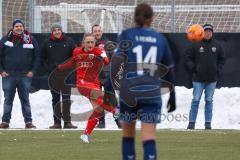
[0,130,239,160]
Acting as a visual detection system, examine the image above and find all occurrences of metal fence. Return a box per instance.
[1,0,240,35]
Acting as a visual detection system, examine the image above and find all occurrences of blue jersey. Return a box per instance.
[110,27,175,123]
[114,27,174,107]
[117,27,174,69]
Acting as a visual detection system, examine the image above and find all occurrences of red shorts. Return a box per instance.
[77,82,101,100]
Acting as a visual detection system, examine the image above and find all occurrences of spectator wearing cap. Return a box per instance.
[41,24,77,129]
[0,19,40,129]
[185,24,226,129]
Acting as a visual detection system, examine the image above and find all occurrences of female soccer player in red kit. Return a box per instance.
[58,33,117,143]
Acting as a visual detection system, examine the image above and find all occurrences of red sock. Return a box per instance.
[97,96,116,114]
[84,111,101,135]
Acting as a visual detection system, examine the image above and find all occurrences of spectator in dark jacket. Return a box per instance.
[0,19,40,129]
[41,24,77,129]
[92,24,119,128]
[185,24,226,130]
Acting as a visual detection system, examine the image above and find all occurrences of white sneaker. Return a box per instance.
[80,134,90,144]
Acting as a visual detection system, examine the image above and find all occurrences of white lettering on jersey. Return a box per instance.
[136,36,157,43]
[133,45,158,75]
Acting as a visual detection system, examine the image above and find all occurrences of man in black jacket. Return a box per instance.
[42,24,77,129]
[0,19,40,128]
[92,24,119,128]
[185,24,226,129]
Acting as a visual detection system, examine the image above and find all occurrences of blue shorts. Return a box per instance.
[119,97,162,123]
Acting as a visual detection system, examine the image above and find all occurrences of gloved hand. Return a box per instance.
[167,89,176,113]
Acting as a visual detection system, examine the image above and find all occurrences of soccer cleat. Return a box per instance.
[80,134,90,144]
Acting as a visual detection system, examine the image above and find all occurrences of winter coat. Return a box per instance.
[0,35,40,75]
[41,35,75,72]
[185,38,226,82]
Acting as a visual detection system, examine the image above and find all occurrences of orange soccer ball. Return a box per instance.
[187,24,204,42]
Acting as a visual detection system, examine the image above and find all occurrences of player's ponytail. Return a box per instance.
[134,3,153,27]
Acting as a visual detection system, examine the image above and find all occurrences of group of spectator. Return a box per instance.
[0,19,117,129]
[0,19,225,130]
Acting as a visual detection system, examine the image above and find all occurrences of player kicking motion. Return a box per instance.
[58,33,117,143]
[113,3,176,160]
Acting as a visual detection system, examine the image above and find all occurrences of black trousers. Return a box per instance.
[49,70,72,124]
[51,89,71,124]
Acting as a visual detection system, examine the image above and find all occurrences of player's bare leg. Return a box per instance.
[80,107,102,144]
[91,88,116,114]
[141,123,156,141]
[80,88,117,143]
[122,121,136,137]
[79,87,116,114]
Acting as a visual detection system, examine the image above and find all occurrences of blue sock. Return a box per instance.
[122,137,135,160]
[143,140,157,160]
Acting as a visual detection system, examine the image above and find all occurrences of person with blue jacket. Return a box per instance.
[0,19,40,129]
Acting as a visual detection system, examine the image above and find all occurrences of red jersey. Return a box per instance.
[59,47,109,88]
